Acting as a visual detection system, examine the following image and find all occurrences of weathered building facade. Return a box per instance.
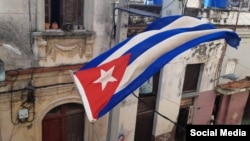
[157,0,250,140]
[0,0,112,141]
[215,23,250,125]
[0,0,248,141]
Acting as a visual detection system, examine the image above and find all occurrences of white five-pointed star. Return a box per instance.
[93,66,117,90]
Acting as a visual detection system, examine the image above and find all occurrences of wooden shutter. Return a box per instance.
[42,117,63,141]
[62,0,83,25]
[180,98,193,108]
[42,104,84,141]
[45,0,51,23]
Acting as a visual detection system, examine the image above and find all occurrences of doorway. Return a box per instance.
[175,98,194,141]
[42,103,85,141]
[175,107,189,141]
[134,71,160,141]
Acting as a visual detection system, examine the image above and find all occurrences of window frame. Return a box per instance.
[37,0,93,32]
[182,63,204,98]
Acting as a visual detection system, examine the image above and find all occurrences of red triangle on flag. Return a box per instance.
[75,54,131,119]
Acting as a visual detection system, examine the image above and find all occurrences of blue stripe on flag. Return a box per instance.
[124,24,216,64]
[80,15,207,70]
[98,31,240,118]
[82,23,216,70]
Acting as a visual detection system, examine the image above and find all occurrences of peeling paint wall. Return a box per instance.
[216,29,250,126]
[152,40,224,140]
[0,0,115,141]
[220,29,250,83]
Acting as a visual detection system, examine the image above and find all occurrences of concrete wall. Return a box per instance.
[219,29,250,84]
[161,0,183,17]
[0,0,35,70]
[91,0,115,57]
[216,91,249,124]
[192,90,216,124]
[216,28,250,126]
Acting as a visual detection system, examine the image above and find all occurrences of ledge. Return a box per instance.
[215,77,250,95]
[215,86,250,95]
[32,30,95,38]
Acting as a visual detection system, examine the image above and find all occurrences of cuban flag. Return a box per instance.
[71,15,241,122]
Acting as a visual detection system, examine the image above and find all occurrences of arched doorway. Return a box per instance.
[42,103,85,141]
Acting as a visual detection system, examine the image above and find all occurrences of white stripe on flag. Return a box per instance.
[100,16,209,65]
[115,28,233,92]
[69,70,96,122]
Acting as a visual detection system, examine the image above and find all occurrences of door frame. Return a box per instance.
[34,96,86,141]
[42,103,85,141]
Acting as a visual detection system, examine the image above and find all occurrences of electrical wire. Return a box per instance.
[5,0,233,129]
[161,94,222,124]
[10,70,20,125]
[4,76,217,125]
[8,124,20,141]
[109,6,117,48]
[132,92,186,131]
[133,91,223,127]
[4,66,75,124]
[28,0,35,81]
[109,6,160,48]
[4,71,218,127]
[0,82,73,94]
[91,123,100,141]
[106,9,189,130]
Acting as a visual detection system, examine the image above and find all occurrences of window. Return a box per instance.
[241,0,250,10]
[229,0,250,10]
[139,71,160,95]
[182,64,203,96]
[45,0,84,29]
[224,59,237,74]
[0,59,5,82]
